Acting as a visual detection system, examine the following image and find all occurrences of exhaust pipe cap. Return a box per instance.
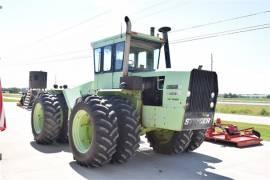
[158,27,171,33]
[124,16,130,23]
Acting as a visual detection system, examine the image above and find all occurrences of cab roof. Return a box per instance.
[91,31,164,49]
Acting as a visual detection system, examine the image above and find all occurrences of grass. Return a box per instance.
[2,93,22,98]
[222,120,270,141]
[3,97,19,102]
[216,104,270,117]
[2,93,21,102]
[218,97,270,103]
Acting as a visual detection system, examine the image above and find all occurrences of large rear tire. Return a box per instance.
[146,130,192,154]
[69,95,119,167]
[56,93,69,143]
[186,129,206,151]
[31,93,62,144]
[106,96,140,164]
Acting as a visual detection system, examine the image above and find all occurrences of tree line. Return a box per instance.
[221,93,270,99]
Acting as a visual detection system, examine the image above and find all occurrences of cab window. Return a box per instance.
[94,48,101,73]
[114,42,124,71]
[103,45,112,71]
[128,39,161,72]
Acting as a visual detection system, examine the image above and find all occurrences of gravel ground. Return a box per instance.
[1,103,269,180]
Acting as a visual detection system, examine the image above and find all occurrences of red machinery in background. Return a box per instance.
[205,118,262,147]
[0,79,6,132]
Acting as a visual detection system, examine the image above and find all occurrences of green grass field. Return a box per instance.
[216,104,270,117]
[218,97,270,103]
[222,121,270,141]
[3,93,22,98]
[3,97,19,102]
[2,93,21,102]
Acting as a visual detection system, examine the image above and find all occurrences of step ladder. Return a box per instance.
[23,90,32,109]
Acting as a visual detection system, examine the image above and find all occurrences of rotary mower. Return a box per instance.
[205,118,262,147]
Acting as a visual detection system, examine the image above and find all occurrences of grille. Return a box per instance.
[186,69,218,113]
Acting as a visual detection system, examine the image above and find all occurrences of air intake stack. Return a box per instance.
[159,27,171,68]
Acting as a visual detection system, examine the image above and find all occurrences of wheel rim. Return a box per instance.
[72,110,93,153]
[33,103,44,134]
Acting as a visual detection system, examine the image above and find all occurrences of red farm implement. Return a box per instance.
[0,79,6,132]
[0,79,6,160]
[205,118,262,147]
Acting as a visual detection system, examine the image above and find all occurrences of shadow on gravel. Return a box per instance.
[30,141,71,153]
[69,150,233,180]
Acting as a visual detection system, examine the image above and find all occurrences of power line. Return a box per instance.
[6,0,170,60]
[172,10,270,33]
[4,54,92,67]
[173,23,270,41]
[131,0,169,15]
[33,0,170,45]
[30,0,172,46]
[5,1,172,60]
[25,55,92,65]
[23,48,90,61]
[171,23,270,44]
[18,24,270,64]
[34,10,110,43]
[5,10,109,59]
[134,0,190,23]
[5,0,185,61]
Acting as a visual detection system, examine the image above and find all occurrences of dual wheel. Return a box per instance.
[31,93,68,144]
[31,94,140,167]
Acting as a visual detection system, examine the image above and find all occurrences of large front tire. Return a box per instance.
[31,93,62,144]
[106,96,140,164]
[146,130,192,154]
[69,95,119,167]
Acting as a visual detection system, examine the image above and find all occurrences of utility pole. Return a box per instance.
[211,53,213,71]
[54,74,57,85]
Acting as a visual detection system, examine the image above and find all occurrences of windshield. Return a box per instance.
[128,38,161,72]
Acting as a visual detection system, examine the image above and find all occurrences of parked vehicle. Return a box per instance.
[31,16,218,167]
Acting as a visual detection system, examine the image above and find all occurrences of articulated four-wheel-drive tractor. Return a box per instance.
[31,17,218,167]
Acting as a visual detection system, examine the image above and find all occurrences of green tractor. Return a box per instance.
[31,17,218,167]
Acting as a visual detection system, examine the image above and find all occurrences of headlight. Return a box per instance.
[187,91,191,97]
[210,102,215,108]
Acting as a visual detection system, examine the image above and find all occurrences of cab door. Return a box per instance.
[94,45,113,89]
[112,42,124,88]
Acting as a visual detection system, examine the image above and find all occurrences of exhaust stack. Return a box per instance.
[159,27,171,68]
[150,27,155,36]
[123,16,132,77]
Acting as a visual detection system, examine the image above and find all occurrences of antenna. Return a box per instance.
[120,23,123,38]
[211,53,213,71]
[54,74,57,84]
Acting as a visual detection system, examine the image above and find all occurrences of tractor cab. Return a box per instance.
[92,18,170,89]
[91,19,167,89]
[92,31,163,74]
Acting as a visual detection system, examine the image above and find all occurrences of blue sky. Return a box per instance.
[0,0,269,94]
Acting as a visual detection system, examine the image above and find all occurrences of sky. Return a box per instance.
[0,0,269,94]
